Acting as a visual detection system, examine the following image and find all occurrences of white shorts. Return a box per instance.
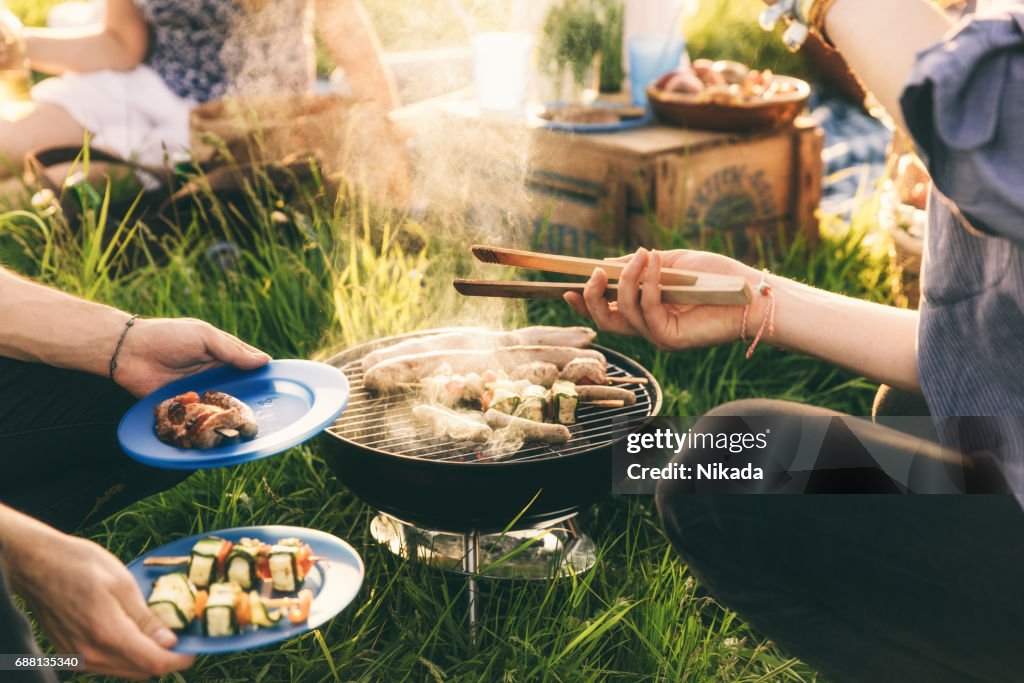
[32,65,195,167]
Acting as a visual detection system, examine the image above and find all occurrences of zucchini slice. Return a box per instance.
[203,583,240,637]
[225,539,263,590]
[148,573,196,632]
[268,545,301,592]
[513,385,548,423]
[551,381,579,425]
[188,536,230,589]
[488,387,520,415]
[249,591,282,628]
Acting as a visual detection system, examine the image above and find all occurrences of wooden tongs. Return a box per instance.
[454,245,752,306]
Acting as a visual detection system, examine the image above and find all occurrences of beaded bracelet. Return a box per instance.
[109,314,139,381]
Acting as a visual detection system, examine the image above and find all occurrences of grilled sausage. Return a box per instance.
[361,326,597,371]
[510,362,559,387]
[559,357,607,385]
[175,403,236,449]
[484,409,572,445]
[413,404,492,443]
[364,347,606,393]
[576,385,637,405]
[202,391,259,437]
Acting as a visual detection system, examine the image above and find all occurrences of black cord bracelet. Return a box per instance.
[109,314,140,381]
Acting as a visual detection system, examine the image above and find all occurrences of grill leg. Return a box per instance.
[463,530,480,646]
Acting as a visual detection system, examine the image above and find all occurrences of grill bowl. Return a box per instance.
[319,329,662,533]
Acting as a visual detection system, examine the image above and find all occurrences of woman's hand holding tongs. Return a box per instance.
[564,248,765,353]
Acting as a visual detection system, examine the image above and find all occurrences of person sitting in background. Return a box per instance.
[0,264,271,680]
[0,0,397,173]
[567,1,1024,681]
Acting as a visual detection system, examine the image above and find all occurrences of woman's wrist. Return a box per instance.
[734,268,784,351]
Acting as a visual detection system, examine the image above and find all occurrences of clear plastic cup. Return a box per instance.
[472,32,533,113]
[628,34,686,106]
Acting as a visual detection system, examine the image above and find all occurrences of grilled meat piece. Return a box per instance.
[154,391,256,449]
[364,346,606,393]
[202,391,259,437]
[360,326,597,371]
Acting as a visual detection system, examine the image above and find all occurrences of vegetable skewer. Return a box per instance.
[144,554,326,566]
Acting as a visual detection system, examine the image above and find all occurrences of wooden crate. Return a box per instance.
[400,102,823,257]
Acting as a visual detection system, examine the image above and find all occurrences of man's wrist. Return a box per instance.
[0,506,59,590]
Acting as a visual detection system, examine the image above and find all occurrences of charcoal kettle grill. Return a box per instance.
[319,328,662,638]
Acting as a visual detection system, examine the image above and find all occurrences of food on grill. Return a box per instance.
[410,368,636,441]
[364,346,606,393]
[510,361,560,387]
[413,404,492,443]
[153,390,259,449]
[512,384,549,423]
[188,537,233,589]
[550,380,579,425]
[559,357,610,385]
[484,409,572,445]
[480,381,526,415]
[225,538,270,590]
[147,573,196,632]
[268,538,314,593]
[361,326,597,371]
[576,385,637,406]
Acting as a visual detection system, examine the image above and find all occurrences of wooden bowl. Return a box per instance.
[647,75,811,132]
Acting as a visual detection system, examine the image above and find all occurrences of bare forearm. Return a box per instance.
[763,274,921,393]
[24,28,139,74]
[0,505,56,564]
[823,0,953,130]
[316,0,398,110]
[23,0,147,75]
[0,268,129,376]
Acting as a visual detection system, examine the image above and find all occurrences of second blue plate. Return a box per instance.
[127,525,364,654]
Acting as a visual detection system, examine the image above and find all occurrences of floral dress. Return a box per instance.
[134,0,314,103]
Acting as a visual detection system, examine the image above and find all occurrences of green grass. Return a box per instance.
[0,142,900,682]
[1,3,904,681]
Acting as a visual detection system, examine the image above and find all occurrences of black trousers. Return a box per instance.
[657,396,1024,683]
[0,357,192,678]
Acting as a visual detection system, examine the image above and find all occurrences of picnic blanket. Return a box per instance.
[808,87,893,215]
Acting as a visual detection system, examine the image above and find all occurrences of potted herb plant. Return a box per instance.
[537,0,607,103]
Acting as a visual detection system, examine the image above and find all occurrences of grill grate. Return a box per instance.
[326,350,657,465]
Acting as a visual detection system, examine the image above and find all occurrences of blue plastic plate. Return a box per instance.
[532,101,654,133]
[118,360,349,470]
[127,525,364,655]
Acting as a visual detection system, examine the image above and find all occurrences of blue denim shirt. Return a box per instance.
[901,11,1024,490]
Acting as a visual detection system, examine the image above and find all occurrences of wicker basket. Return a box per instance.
[878,180,926,308]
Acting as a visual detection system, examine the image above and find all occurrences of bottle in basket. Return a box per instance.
[0,3,31,111]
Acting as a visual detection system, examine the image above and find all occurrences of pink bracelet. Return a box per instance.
[740,269,776,359]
